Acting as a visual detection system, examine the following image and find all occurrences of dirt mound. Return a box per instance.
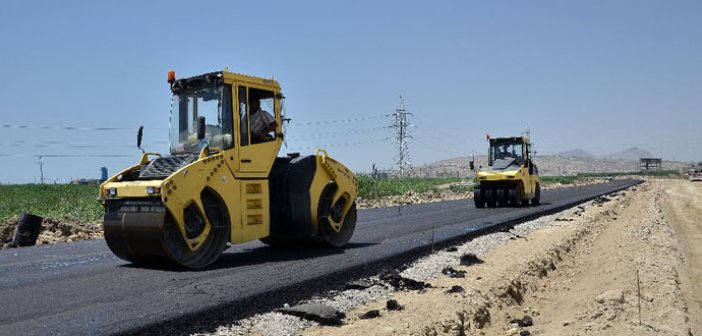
[1,216,102,249]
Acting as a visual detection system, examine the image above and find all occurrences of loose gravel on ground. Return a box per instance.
[192,193,613,336]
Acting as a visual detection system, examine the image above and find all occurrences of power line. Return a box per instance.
[286,127,386,141]
[414,141,467,155]
[0,154,136,158]
[0,140,168,149]
[412,134,470,154]
[412,137,466,156]
[290,114,392,127]
[413,114,482,148]
[1,124,165,131]
[285,137,391,151]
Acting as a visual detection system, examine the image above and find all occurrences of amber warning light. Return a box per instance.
[167,70,176,83]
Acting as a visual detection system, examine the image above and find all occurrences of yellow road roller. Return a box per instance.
[99,70,358,268]
[473,135,540,208]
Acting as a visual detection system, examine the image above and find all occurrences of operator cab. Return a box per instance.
[488,137,527,170]
[169,72,233,154]
[168,71,281,156]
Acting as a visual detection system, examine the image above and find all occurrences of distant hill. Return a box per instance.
[406,151,686,178]
[603,147,655,160]
[556,148,595,158]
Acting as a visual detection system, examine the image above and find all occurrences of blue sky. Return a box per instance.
[1,0,701,183]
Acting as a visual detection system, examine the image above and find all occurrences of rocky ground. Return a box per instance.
[0,216,102,248]
[197,179,701,336]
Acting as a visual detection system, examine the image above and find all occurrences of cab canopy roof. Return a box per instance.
[488,136,528,145]
[170,70,280,95]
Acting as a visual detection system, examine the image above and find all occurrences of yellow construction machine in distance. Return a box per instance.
[473,135,540,208]
[99,70,358,268]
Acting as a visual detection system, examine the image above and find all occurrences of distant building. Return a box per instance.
[70,178,101,185]
[639,158,662,171]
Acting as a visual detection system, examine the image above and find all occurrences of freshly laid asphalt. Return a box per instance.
[0,179,641,336]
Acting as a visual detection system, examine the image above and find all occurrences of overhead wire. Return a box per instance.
[285,137,392,151]
[0,153,136,158]
[290,114,392,127]
[411,138,467,156]
[412,114,483,148]
[1,124,166,131]
[285,127,387,141]
[411,134,471,154]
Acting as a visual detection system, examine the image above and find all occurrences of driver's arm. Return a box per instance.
[257,120,278,141]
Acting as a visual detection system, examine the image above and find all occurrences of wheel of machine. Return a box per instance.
[320,202,357,247]
[162,191,230,268]
[484,188,497,208]
[104,191,230,268]
[531,184,541,206]
[495,188,506,207]
[474,188,485,208]
[507,187,520,207]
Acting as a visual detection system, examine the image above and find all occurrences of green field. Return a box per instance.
[357,176,463,199]
[0,184,102,223]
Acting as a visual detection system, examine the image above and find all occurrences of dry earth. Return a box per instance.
[295,179,700,336]
[0,217,101,248]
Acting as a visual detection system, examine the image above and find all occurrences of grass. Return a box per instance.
[0,184,102,223]
[540,175,580,185]
[357,176,464,199]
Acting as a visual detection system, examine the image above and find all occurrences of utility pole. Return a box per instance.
[38,156,45,184]
[391,96,413,178]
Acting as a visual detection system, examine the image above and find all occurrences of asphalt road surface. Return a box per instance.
[0,179,640,336]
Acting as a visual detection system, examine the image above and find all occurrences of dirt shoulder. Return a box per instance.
[1,217,102,248]
[661,180,702,335]
[301,179,699,335]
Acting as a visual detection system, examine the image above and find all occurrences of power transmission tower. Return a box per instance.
[390,96,413,178]
[38,156,45,184]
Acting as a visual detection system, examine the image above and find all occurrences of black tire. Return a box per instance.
[507,187,520,207]
[474,188,485,208]
[531,184,541,206]
[320,202,357,247]
[495,188,506,207]
[485,188,497,208]
[163,191,229,268]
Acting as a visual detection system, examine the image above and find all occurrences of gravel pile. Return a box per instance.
[197,312,313,336]
[307,284,392,312]
[194,285,393,336]
[401,205,587,282]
